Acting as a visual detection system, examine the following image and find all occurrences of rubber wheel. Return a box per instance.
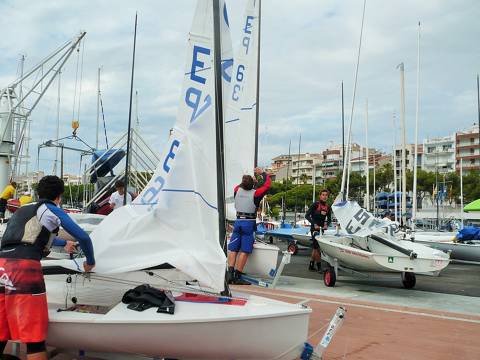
[287,243,298,255]
[269,236,274,244]
[323,267,336,287]
[401,272,416,289]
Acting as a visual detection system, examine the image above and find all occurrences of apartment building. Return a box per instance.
[456,125,480,172]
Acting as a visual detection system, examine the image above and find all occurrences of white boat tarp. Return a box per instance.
[225,0,259,220]
[61,0,231,292]
[332,196,394,238]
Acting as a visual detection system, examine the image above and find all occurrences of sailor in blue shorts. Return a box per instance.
[227,169,271,285]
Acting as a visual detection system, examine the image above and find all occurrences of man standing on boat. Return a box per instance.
[305,189,332,271]
[0,175,95,360]
[0,181,17,219]
[227,169,271,285]
[109,180,132,210]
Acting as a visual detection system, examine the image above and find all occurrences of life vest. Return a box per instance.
[1,200,59,256]
[234,188,256,217]
[316,201,329,216]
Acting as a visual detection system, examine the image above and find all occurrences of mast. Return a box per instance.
[283,139,291,223]
[412,22,421,229]
[341,0,367,200]
[254,0,261,167]
[392,113,398,223]
[96,67,101,149]
[398,63,407,226]
[365,99,369,211]
[213,0,227,251]
[124,13,138,206]
[460,158,464,228]
[54,71,61,176]
[293,134,301,225]
[341,81,345,200]
[477,74,480,158]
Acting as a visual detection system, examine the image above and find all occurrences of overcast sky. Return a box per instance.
[0,0,479,175]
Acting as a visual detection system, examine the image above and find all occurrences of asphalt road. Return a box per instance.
[276,241,480,298]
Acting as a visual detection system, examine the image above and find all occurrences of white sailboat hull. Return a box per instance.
[317,234,450,273]
[414,239,480,263]
[244,242,279,276]
[45,274,310,359]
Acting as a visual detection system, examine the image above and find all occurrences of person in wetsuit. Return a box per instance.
[0,175,95,360]
[305,189,332,271]
[227,170,271,285]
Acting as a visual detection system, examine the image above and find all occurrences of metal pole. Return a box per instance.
[365,99,369,211]
[54,71,61,176]
[254,0,261,167]
[398,63,407,226]
[283,139,291,223]
[460,158,464,228]
[213,0,227,252]
[124,13,138,206]
[477,74,480,167]
[60,145,64,181]
[312,163,316,203]
[392,113,398,223]
[412,22,421,229]
[341,81,345,201]
[96,67,101,149]
[294,134,301,225]
[436,149,439,230]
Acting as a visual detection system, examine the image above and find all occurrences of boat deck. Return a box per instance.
[4,276,479,359]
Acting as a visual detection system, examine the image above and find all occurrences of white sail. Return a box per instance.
[332,196,393,238]
[83,0,227,292]
[225,0,259,220]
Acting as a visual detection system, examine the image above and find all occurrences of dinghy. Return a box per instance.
[44,1,311,358]
[316,198,450,288]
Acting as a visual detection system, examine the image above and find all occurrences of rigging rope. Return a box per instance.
[100,94,109,148]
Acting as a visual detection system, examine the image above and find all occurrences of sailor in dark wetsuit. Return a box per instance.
[0,176,95,359]
[305,189,332,271]
[227,171,271,285]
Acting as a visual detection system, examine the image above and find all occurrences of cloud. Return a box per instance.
[0,0,478,175]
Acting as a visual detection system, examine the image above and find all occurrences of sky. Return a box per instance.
[0,0,479,175]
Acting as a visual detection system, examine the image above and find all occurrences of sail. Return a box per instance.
[224,0,259,220]
[82,0,227,292]
[332,195,394,238]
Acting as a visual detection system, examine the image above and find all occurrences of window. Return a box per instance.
[471,148,475,154]
[471,159,475,165]
[428,147,435,153]
[443,145,451,151]
[471,138,475,144]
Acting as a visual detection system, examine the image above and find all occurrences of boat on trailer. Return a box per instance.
[43,1,311,358]
[317,199,450,288]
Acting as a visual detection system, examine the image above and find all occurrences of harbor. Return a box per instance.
[0,0,479,359]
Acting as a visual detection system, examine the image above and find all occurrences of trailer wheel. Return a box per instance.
[401,272,416,289]
[323,267,336,287]
[268,236,274,244]
[287,243,298,255]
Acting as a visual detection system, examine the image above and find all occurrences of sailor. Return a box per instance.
[0,181,17,219]
[109,180,132,211]
[305,189,332,272]
[227,170,271,285]
[0,175,95,360]
[19,190,33,206]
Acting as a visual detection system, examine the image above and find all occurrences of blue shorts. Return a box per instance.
[228,219,255,254]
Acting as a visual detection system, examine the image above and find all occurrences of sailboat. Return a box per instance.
[313,8,449,289]
[223,0,279,277]
[42,1,310,358]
